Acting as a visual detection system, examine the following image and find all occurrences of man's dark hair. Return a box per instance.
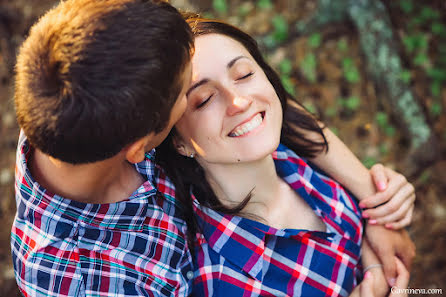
[15,0,193,164]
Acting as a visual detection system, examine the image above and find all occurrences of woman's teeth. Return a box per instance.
[229,113,263,137]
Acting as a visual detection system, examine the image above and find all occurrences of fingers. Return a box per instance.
[394,257,410,287]
[375,244,397,287]
[365,193,415,225]
[359,171,406,209]
[386,206,414,229]
[370,164,388,191]
[395,233,416,271]
[389,257,409,297]
[362,181,414,218]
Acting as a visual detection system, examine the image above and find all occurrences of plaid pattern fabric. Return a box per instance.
[188,144,363,297]
[11,131,193,297]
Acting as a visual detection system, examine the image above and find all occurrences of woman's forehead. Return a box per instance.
[193,34,250,62]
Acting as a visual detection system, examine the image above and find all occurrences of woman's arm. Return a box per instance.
[360,238,390,297]
[287,100,415,226]
[309,126,415,229]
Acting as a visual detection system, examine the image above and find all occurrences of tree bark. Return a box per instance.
[291,0,437,168]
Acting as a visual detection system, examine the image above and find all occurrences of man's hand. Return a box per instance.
[365,224,415,286]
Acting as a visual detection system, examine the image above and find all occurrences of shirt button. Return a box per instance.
[186,271,194,280]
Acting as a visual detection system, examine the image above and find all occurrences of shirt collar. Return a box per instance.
[190,144,344,280]
[15,131,158,231]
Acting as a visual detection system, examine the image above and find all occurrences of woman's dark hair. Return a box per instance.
[156,16,328,249]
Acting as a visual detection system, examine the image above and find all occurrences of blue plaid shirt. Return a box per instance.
[186,144,363,297]
[11,131,193,297]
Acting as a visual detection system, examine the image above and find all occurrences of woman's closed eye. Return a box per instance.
[196,94,213,109]
[236,72,254,81]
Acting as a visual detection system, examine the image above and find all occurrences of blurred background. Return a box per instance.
[0,0,445,296]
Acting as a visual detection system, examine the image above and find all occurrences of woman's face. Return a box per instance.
[175,33,282,165]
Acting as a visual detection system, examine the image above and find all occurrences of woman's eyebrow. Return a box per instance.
[227,55,249,69]
[186,56,249,97]
[186,78,209,97]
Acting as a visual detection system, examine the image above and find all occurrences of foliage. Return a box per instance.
[212,0,228,14]
[271,15,288,43]
[257,0,273,11]
[300,53,317,83]
[375,111,396,137]
[342,58,360,84]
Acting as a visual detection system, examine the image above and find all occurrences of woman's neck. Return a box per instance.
[201,155,285,218]
[201,154,326,231]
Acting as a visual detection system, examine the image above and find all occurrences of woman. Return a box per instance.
[155,17,412,296]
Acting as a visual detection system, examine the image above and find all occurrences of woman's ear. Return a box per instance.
[172,135,194,158]
[172,135,187,157]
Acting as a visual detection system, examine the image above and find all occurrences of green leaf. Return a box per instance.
[345,68,360,83]
[420,6,440,22]
[272,15,288,42]
[281,75,296,96]
[431,81,442,97]
[257,0,273,10]
[413,53,428,66]
[262,35,277,49]
[362,156,378,169]
[402,34,428,53]
[213,0,228,14]
[342,96,361,111]
[399,0,413,14]
[279,58,293,75]
[308,33,322,48]
[237,3,252,17]
[384,125,396,137]
[379,143,389,155]
[400,70,412,83]
[337,39,348,52]
[342,58,360,83]
[427,68,446,81]
[431,23,446,36]
[430,102,442,117]
[325,106,338,118]
[375,111,388,127]
[300,53,317,83]
[342,57,353,68]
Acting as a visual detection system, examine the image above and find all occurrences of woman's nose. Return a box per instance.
[226,95,252,116]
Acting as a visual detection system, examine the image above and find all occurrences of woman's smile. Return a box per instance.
[228,111,265,137]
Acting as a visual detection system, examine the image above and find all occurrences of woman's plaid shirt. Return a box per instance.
[187,144,363,297]
[11,132,193,297]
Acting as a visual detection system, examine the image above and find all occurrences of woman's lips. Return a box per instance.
[228,112,265,137]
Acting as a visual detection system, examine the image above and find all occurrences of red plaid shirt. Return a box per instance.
[11,131,193,297]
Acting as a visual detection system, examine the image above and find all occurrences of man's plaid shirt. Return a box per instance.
[182,144,364,297]
[11,132,193,297]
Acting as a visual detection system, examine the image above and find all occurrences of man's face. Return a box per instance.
[146,62,192,149]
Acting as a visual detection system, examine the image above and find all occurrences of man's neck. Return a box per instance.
[30,149,144,204]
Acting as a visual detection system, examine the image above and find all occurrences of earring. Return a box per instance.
[189,153,195,158]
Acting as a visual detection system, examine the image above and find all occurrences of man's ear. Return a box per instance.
[125,136,150,164]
